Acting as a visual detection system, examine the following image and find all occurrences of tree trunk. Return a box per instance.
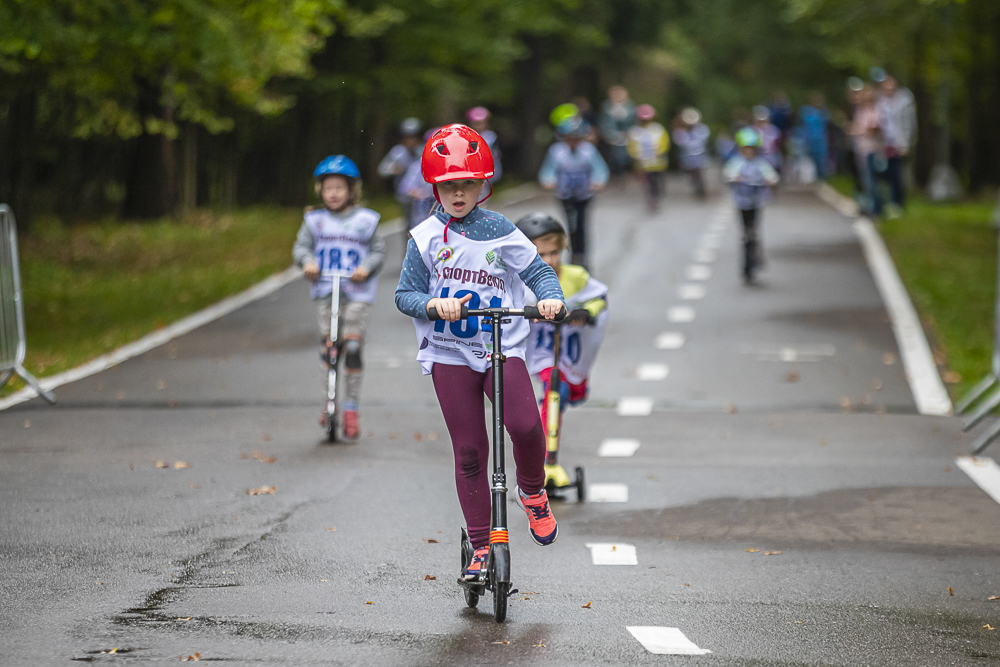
[516,35,547,179]
[4,92,38,229]
[181,124,198,214]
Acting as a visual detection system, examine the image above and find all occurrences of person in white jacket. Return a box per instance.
[877,76,917,212]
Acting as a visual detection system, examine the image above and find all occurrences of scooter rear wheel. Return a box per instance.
[575,466,586,502]
[460,529,479,608]
[325,413,338,443]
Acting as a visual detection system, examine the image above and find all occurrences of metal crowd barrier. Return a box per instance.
[0,205,56,403]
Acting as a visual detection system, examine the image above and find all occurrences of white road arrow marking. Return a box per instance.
[598,439,640,457]
[586,543,637,565]
[588,483,629,502]
[617,397,653,416]
[627,627,712,655]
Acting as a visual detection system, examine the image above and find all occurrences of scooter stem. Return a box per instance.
[489,312,508,536]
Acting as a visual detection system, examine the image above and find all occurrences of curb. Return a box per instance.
[815,183,953,416]
[0,265,304,411]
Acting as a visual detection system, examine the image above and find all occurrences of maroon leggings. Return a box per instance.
[432,358,546,549]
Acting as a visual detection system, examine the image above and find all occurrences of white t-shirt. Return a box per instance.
[305,207,380,303]
[525,275,608,385]
[409,216,540,375]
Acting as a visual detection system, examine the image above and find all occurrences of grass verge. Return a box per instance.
[827,174,997,400]
[3,196,401,397]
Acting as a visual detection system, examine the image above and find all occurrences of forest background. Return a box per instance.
[2,0,999,226]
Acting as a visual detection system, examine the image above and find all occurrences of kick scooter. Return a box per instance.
[320,270,352,443]
[542,319,586,502]
[431,303,565,623]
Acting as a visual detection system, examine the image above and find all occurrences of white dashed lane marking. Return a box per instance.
[667,306,696,322]
[655,332,685,349]
[588,483,629,502]
[627,627,713,655]
[586,543,638,565]
[598,439,640,457]
[956,456,1000,505]
[692,248,716,263]
[742,344,836,362]
[636,363,669,381]
[679,284,706,300]
[617,397,653,416]
[685,264,712,281]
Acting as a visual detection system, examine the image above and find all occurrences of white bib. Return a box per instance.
[409,216,540,374]
[306,207,380,303]
[525,276,608,385]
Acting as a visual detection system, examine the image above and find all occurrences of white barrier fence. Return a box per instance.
[0,205,56,403]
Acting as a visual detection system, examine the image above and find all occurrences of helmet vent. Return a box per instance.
[467,141,478,154]
[435,144,450,156]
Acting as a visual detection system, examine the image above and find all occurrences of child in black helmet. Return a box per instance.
[517,213,609,437]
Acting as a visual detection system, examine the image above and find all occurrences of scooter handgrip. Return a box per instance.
[429,305,472,320]
[523,305,541,320]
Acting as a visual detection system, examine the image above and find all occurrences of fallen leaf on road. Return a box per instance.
[988,596,1000,600]
[174,461,191,469]
[523,591,539,595]
[762,551,783,556]
[581,601,592,609]
[794,621,804,624]
[746,548,760,553]
[521,597,530,600]
[882,352,896,365]
[783,371,800,383]
[945,465,952,472]
[424,539,439,543]
[246,485,276,496]
[325,527,336,532]
[533,643,546,647]
[320,579,328,582]
[260,434,273,442]
[156,461,169,469]
[819,437,828,447]
[684,583,690,587]
[984,624,995,630]
[611,545,617,551]
[389,433,399,440]
[179,652,201,661]
[414,432,423,441]
[839,396,851,408]
[726,404,738,414]
[944,371,962,384]
[366,601,374,605]
[491,640,510,644]
[424,575,436,580]
[100,648,119,654]
[23,420,30,428]
[427,432,439,441]
[177,617,192,621]
[949,587,954,596]
[252,452,276,463]
[239,453,250,460]
[188,483,201,489]
[870,378,883,391]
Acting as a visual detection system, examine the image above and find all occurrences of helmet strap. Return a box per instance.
[477,181,493,205]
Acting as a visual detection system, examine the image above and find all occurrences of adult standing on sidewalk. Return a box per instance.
[849,85,884,218]
[599,85,636,175]
[876,75,917,216]
[798,93,830,179]
[673,107,710,200]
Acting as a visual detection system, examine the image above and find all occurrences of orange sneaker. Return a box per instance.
[343,410,360,440]
[464,546,489,580]
[515,487,558,546]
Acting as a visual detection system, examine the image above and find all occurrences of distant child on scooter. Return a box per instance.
[518,213,609,466]
[538,115,609,269]
[293,156,386,439]
[627,104,669,212]
[724,128,779,282]
[395,124,565,580]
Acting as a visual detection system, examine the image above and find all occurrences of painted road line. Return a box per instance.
[679,284,706,300]
[817,181,860,217]
[598,439,641,457]
[956,456,1000,505]
[637,363,669,381]
[854,217,952,415]
[685,264,712,281]
[627,627,713,656]
[692,248,717,263]
[617,397,654,416]
[667,306,696,323]
[588,484,629,503]
[586,543,638,565]
[655,332,686,350]
[741,344,836,362]
[0,265,304,411]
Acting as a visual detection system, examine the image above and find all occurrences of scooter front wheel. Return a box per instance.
[490,543,510,623]
[325,413,338,443]
[575,466,586,502]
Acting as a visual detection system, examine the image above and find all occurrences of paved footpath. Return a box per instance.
[2,177,1000,666]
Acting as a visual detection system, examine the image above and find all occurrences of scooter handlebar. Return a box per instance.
[427,305,567,322]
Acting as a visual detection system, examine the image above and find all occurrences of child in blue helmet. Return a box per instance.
[293,156,386,439]
[724,128,779,282]
[538,115,609,269]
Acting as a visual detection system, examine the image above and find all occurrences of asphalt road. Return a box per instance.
[2,176,999,666]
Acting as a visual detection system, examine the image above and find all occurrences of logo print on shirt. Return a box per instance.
[437,247,454,262]
[485,250,495,265]
[485,249,508,271]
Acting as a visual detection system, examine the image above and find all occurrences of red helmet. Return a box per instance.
[421,124,495,183]
[636,103,656,121]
